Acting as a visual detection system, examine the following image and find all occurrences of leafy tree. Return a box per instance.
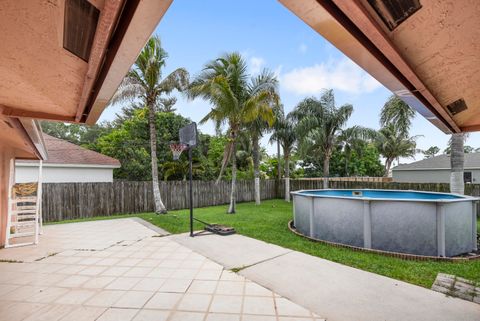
[96,109,192,181]
[41,121,112,150]
[380,95,415,137]
[464,146,475,154]
[293,90,353,189]
[329,143,384,177]
[110,36,189,214]
[270,111,297,201]
[204,135,228,179]
[188,52,277,213]
[375,124,419,176]
[337,126,377,176]
[422,146,440,159]
[162,158,204,181]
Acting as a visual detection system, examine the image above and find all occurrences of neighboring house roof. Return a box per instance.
[393,153,480,171]
[17,134,120,168]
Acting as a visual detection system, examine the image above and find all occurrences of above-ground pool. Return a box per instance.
[291,189,478,257]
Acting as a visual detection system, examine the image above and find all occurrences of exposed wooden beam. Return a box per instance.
[460,125,480,133]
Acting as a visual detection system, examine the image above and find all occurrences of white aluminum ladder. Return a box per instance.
[5,161,43,248]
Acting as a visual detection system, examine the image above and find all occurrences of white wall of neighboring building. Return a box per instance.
[15,162,116,183]
[393,169,480,184]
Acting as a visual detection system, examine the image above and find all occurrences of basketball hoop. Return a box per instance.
[170,143,187,160]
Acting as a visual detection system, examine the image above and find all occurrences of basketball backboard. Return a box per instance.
[179,122,198,147]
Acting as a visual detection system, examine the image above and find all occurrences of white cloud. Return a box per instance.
[273,65,283,79]
[299,43,308,54]
[249,56,265,75]
[281,59,382,95]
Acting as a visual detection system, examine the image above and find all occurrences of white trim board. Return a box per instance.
[15,161,120,169]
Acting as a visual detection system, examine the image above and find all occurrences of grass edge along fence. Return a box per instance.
[41,179,480,222]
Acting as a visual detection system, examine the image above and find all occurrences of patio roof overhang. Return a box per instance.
[279,0,480,134]
[0,112,47,161]
[0,0,172,126]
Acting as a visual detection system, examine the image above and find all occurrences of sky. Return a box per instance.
[101,0,480,164]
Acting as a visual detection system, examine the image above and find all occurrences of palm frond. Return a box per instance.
[156,68,189,95]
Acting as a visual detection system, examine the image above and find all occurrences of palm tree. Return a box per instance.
[450,133,465,194]
[159,97,177,113]
[162,158,204,181]
[245,71,279,205]
[111,36,189,214]
[375,124,419,176]
[271,104,285,198]
[380,95,416,137]
[337,126,376,176]
[188,53,277,213]
[293,90,353,189]
[270,112,297,201]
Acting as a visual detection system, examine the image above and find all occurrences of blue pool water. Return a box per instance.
[298,189,463,200]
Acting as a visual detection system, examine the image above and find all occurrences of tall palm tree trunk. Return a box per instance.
[285,154,290,202]
[228,139,237,214]
[253,135,261,205]
[323,155,330,189]
[276,140,281,198]
[384,158,393,178]
[450,133,464,194]
[148,104,167,214]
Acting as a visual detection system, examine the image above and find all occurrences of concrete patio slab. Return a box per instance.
[174,233,480,321]
[0,219,323,321]
[172,232,292,269]
[0,218,167,262]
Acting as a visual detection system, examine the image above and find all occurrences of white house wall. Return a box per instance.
[393,169,480,184]
[15,164,115,183]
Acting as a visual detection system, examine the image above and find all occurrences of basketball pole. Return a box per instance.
[189,146,194,237]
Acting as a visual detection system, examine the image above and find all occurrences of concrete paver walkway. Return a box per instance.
[0,219,323,321]
[174,233,480,321]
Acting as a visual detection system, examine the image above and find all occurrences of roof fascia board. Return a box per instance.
[15,162,120,169]
[84,0,173,124]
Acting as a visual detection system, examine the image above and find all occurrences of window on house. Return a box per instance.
[464,171,472,184]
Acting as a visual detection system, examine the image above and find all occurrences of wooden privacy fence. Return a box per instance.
[42,179,480,222]
[42,180,277,222]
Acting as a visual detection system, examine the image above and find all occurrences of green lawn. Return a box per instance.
[50,199,480,288]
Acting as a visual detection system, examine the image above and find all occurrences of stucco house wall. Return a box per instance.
[393,169,480,184]
[392,153,480,184]
[15,163,115,183]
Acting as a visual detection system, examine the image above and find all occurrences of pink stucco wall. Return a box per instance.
[0,146,14,247]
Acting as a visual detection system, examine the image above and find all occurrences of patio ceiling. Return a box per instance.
[0,0,172,125]
[279,0,480,134]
